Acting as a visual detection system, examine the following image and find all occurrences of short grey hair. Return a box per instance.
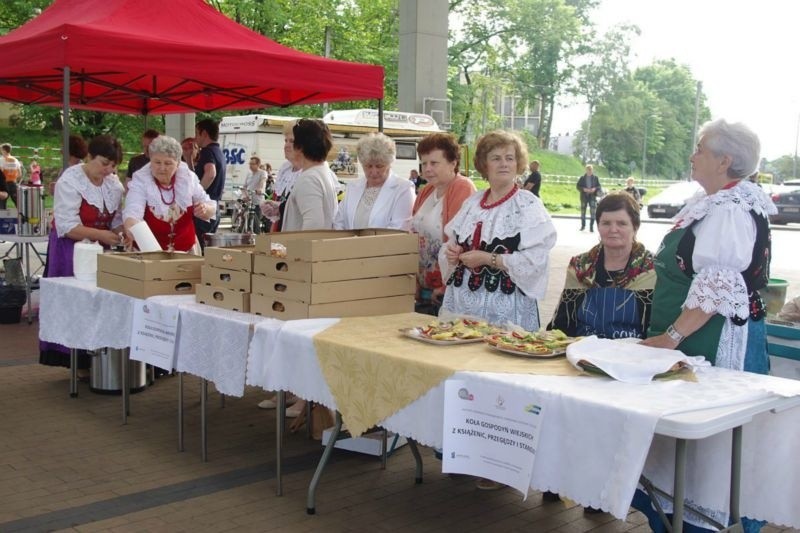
[148,135,182,161]
[356,133,395,166]
[698,119,760,179]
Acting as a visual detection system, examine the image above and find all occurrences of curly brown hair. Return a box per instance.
[473,130,527,178]
[416,132,460,168]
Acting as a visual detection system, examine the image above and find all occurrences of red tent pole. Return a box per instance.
[62,66,70,170]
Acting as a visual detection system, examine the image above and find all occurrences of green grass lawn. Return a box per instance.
[471,179,665,214]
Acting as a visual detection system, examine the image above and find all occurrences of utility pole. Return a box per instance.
[689,81,702,180]
[642,117,648,179]
[794,112,799,179]
[322,26,332,116]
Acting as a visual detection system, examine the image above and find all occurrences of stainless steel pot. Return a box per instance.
[202,232,255,247]
[16,185,47,236]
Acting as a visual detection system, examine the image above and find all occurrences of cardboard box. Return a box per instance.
[252,253,417,283]
[97,252,204,281]
[320,428,407,456]
[201,265,251,292]
[255,229,418,261]
[251,274,414,304]
[204,246,255,272]
[250,293,414,320]
[97,271,197,299]
[195,284,251,313]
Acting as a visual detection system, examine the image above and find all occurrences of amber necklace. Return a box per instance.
[480,185,518,209]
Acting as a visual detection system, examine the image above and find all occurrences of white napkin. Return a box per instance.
[130,220,161,252]
[566,336,709,384]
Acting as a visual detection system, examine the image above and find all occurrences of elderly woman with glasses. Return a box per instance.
[635,119,777,533]
[123,135,216,254]
[333,133,415,230]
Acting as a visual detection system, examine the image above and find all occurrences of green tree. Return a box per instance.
[508,0,590,147]
[447,0,513,143]
[581,59,709,178]
[571,23,639,161]
[767,155,797,181]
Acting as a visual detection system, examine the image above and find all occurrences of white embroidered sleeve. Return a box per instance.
[684,207,755,319]
[53,176,83,237]
[503,204,557,301]
[122,177,147,222]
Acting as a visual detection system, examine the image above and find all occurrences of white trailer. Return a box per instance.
[218,109,440,207]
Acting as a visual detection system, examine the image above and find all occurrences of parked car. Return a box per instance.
[646,181,703,219]
[768,182,800,225]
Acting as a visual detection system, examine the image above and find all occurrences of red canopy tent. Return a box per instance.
[0,0,385,158]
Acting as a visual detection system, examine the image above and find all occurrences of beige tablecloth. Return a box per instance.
[312,312,582,437]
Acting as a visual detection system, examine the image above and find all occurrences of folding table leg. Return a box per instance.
[730,426,743,527]
[177,372,184,452]
[121,348,129,424]
[407,439,423,484]
[672,438,688,533]
[276,390,285,496]
[307,410,342,515]
[380,429,388,469]
[69,348,78,398]
[201,378,208,462]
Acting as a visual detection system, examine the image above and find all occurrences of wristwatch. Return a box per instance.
[665,324,685,344]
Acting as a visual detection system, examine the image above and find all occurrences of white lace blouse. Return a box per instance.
[672,179,777,370]
[673,179,776,320]
[123,162,213,223]
[439,190,557,302]
[53,164,124,237]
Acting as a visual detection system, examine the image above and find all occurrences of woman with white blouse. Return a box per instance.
[123,135,215,254]
[40,135,125,370]
[333,133,415,231]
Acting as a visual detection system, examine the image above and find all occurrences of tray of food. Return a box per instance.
[484,330,579,358]
[400,318,504,345]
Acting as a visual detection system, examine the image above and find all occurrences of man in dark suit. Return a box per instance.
[576,164,602,232]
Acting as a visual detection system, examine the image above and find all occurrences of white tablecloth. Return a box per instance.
[173,300,275,397]
[247,320,800,527]
[39,277,138,350]
[40,281,800,527]
[39,279,272,397]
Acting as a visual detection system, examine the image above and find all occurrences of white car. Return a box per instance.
[646,181,703,219]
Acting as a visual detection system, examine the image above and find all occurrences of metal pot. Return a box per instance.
[202,232,255,247]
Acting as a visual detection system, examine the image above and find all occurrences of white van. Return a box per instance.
[218,109,440,208]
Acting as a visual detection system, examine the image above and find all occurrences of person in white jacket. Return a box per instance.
[333,132,415,231]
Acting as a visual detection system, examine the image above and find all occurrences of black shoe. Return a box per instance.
[542,491,561,502]
[589,227,594,233]
[579,226,585,231]
[584,506,603,514]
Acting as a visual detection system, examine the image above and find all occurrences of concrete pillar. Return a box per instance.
[398,0,448,115]
[165,113,196,142]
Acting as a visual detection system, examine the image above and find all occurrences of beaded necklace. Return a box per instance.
[480,185,518,209]
[156,175,177,206]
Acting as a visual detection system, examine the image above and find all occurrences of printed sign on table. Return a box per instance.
[129,300,179,371]
[442,378,545,497]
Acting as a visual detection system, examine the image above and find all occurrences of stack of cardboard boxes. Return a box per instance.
[96,252,204,298]
[196,246,254,312]
[250,229,418,320]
